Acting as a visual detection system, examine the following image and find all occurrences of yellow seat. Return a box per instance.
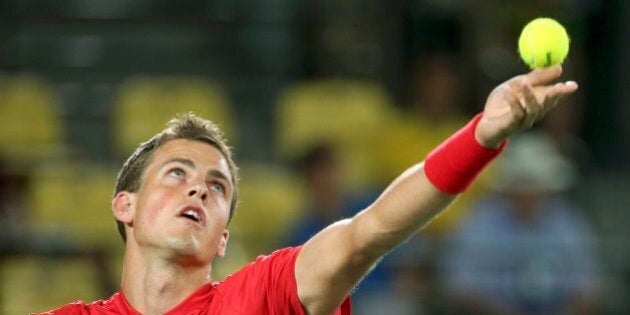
[372,111,467,183]
[227,161,305,257]
[2,256,102,315]
[275,79,395,191]
[112,76,235,155]
[27,160,121,247]
[0,74,63,165]
[16,161,121,313]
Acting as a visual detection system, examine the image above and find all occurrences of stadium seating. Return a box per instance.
[112,76,235,156]
[275,79,395,191]
[227,161,305,257]
[0,74,64,166]
[27,160,120,246]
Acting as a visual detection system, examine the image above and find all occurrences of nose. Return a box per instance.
[188,184,209,204]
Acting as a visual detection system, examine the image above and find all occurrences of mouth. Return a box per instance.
[178,205,205,227]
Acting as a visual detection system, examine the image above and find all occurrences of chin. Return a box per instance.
[162,235,204,256]
[165,236,216,265]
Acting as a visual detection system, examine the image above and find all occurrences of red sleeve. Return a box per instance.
[32,302,88,315]
[217,246,351,314]
[32,292,135,315]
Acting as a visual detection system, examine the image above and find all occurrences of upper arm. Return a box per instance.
[295,217,369,315]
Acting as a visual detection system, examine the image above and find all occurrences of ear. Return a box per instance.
[112,191,136,224]
[215,229,230,258]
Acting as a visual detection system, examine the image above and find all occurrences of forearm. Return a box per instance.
[349,163,454,258]
[351,114,503,258]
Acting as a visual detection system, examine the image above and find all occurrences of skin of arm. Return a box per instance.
[295,65,579,315]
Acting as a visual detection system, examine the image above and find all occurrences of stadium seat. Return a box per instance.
[275,79,395,191]
[0,74,64,165]
[228,161,305,257]
[1,160,120,313]
[112,76,235,156]
[27,160,120,246]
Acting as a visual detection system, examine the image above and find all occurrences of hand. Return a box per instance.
[475,65,578,148]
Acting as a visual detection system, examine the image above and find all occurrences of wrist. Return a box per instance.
[474,116,508,149]
[424,113,507,194]
[475,132,506,149]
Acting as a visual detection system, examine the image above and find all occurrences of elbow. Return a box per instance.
[345,211,402,263]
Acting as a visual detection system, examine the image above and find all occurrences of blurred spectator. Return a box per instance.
[441,132,601,315]
[0,160,29,248]
[284,143,357,246]
[353,235,440,315]
[542,104,592,171]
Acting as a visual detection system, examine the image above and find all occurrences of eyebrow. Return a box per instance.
[162,157,232,186]
[207,169,231,187]
[162,157,195,169]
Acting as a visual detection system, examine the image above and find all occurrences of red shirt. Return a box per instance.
[36,247,351,314]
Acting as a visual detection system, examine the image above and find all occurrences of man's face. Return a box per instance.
[125,139,233,263]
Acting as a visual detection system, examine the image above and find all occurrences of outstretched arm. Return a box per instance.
[295,65,578,315]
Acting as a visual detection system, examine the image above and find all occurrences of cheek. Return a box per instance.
[209,199,230,226]
[140,188,178,224]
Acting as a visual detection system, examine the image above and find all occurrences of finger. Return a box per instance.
[540,81,578,115]
[507,76,527,105]
[562,80,579,93]
[503,86,526,126]
[509,78,540,128]
[507,75,525,94]
[526,65,563,86]
[543,81,578,106]
[522,80,542,122]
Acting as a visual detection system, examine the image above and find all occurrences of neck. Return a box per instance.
[121,241,213,315]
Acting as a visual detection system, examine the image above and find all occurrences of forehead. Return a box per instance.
[148,139,231,177]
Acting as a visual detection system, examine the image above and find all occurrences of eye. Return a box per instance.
[169,167,186,179]
[209,181,225,194]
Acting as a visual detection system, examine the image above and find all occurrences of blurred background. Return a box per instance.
[0,0,628,314]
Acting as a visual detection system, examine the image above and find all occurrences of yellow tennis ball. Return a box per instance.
[518,18,570,69]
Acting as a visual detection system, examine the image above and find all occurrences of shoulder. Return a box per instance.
[33,300,102,315]
[33,292,128,315]
[253,246,303,264]
[219,246,302,289]
[215,247,308,314]
[33,302,87,315]
[215,246,351,314]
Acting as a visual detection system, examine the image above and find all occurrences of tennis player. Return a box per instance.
[38,65,577,315]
